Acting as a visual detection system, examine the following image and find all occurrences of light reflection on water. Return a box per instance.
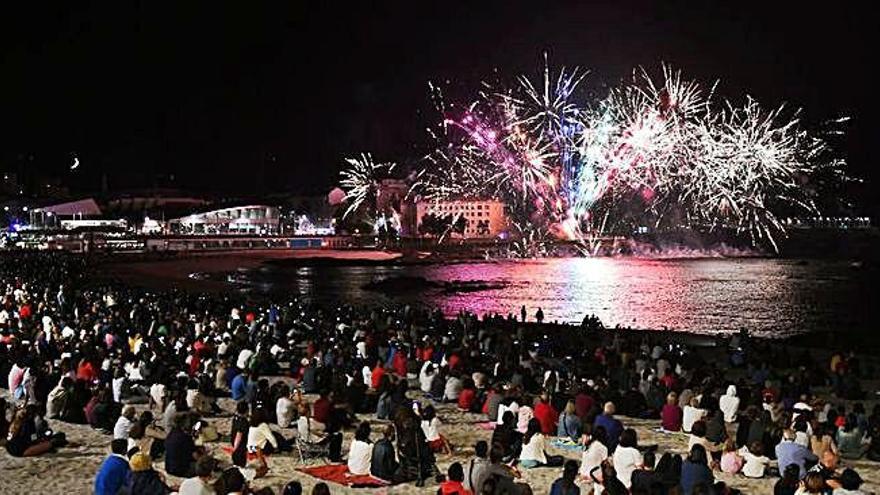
[241,258,871,337]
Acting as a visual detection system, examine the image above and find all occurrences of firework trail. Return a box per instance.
[339,152,396,219]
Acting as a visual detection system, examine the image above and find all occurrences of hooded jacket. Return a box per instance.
[718,385,740,422]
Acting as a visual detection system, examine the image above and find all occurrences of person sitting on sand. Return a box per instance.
[593,402,623,452]
[165,414,203,478]
[491,410,523,462]
[347,421,373,476]
[94,439,132,495]
[440,462,474,495]
[739,440,770,478]
[682,397,706,434]
[178,456,216,495]
[661,392,683,432]
[612,428,644,489]
[548,459,580,495]
[5,405,65,457]
[370,424,399,482]
[519,418,563,469]
[126,452,172,495]
[556,400,582,440]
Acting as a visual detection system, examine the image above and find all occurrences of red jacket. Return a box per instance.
[534,401,558,434]
[440,480,472,495]
[371,366,386,389]
[458,388,476,411]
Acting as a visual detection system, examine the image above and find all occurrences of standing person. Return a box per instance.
[535,308,544,324]
[680,445,714,495]
[520,306,527,323]
[612,428,644,489]
[549,459,580,495]
[347,421,373,476]
[421,405,452,454]
[94,439,131,495]
[229,401,250,468]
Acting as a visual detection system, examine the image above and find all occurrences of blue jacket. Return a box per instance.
[593,414,623,451]
[94,454,130,495]
[231,374,248,401]
[776,439,818,479]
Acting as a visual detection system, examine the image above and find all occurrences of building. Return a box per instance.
[168,205,280,235]
[415,199,507,239]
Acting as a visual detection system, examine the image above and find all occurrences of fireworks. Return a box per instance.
[340,59,849,254]
[338,153,396,219]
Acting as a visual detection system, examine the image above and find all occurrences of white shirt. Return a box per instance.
[739,447,770,478]
[613,446,643,488]
[276,397,296,428]
[418,362,434,393]
[496,401,520,425]
[247,423,278,452]
[150,383,166,407]
[682,405,706,433]
[580,441,609,478]
[113,415,134,440]
[178,476,216,495]
[421,418,441,442]
[112,377,125,402]
[520,433,547,464]
[236,349,254,369]
[347,440,373,475]
[719,387,740,422]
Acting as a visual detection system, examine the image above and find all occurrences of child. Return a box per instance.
[739,441,771,478]
[421,405,452,454]
[719,438,743,474]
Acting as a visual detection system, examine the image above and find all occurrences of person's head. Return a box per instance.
[564,400,576,415]
[603,401,615,415]
[236,400,249,415]
[447,462,465,482]
[723,438,737,453]
[820,449,838,470]
[111,438,128,456]
[355,421,371,442]
[748,440,764,456]
[502,410,515,427]
[691,420,707,438]
[643,450,656,470]
[781,463,800,484]
[122,405,136,420]
[688,444,708,465]
[619,428,638,449]
[666,392,678,405]
[312,482,330,495]
[801,472,826,493]
[475,440,488,459]
[128,422,145,440]
[218,467,246,493]
[562,459,579,482]
[525,418,542,440]
[839,468,864,490]
[591,425,608,446]
[282,480,303,495]
[195,456,216,478]
[422,404,436,421]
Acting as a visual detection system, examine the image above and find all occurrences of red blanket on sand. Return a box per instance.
[297,464,388,487]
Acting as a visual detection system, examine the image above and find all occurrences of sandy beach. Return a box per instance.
[2,382,878,495]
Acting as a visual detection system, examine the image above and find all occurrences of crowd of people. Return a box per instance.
[1,251,878,495]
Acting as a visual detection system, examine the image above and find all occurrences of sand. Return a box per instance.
[2,382,878,495]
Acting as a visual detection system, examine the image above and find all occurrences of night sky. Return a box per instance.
[1,2,876,213]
